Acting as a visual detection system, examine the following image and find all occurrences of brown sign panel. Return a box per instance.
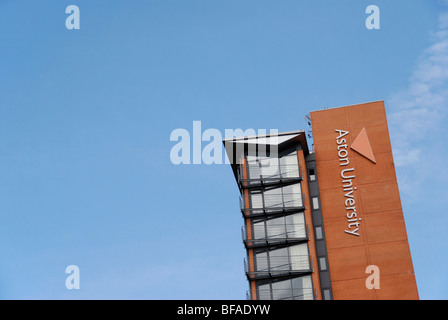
[310,101,419,300]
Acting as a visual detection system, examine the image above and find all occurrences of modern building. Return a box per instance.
[223,101,419,300]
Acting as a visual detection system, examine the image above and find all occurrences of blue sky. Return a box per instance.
[0,0,447,299]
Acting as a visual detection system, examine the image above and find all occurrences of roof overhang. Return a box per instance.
[222,130,309,183]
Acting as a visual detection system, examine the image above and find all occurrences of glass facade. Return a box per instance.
[250,243,310,274]
[252,212,306,240]
[252,275,314,300]
[246,152,300,181]
[249,183,303,211]
[238,152,302,189]
[238,148,315,300]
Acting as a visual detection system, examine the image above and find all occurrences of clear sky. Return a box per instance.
[0,0,447,299]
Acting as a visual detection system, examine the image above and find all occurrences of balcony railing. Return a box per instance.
[244,255,313,280]
[242,224,309,248]
[237,164,302,189]
[246,288,316,300]
[240,193,306,217]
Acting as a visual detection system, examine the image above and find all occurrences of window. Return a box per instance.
[269,247,289,271]
[260,157,279,179]
[249,183,303,212]
[264,186,283,208]
[252,220,266,240]
[291,276,313,300]
[282,183,302,208]
[245,152,300,181]
[257,283,271,300]
[323,289,331,300]
[253,243,310,273]
[255,251,269,272]
[272,278,292,300]
[289,244,310,270]
[315,226,323,240]
[319,257,327,271]
[250,190,263,210]
[279,152,299,178]
[256,275,314,300]
[285,213,306,239]
[251,213,306,241]
[309,169,316,181]
[312,197,319,210]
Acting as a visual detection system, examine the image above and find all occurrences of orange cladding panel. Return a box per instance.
[310,101,418,300]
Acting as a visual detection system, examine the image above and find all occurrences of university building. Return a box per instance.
[223,101,419,300]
